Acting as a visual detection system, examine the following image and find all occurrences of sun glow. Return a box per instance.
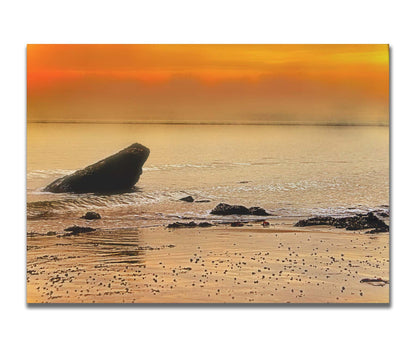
[27,44,389,124]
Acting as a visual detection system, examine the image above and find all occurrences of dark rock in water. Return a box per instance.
[198,222,213,228]
[365,225,390,234]
[210,203,271,216]
[179,196,194,202]
[211,203,250,215]
[294,212,389,231]
[376,211,389,217]
[231,222,244,227]
[167,222,198,228]
[63,225,96,236]
[210,203,270,216]
[345,212,388,230]
[43,143,150,193]
[81,211,101,220]
[248,207,270,216]
[167,221,213,228]
[294,216,335,227]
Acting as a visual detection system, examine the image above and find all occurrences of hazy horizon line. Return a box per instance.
[27,120,389,127]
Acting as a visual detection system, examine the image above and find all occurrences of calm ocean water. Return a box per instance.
[27,123,389,233]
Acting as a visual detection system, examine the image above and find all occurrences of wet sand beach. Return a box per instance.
[27,223,389,303]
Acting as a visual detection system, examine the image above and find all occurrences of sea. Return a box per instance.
[27,123,389,234]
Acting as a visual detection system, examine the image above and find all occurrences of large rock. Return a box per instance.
[43,143,150,193]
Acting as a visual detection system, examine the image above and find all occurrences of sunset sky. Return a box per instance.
[27,44,389,124]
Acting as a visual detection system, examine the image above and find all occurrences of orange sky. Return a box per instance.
[27,44,389,124]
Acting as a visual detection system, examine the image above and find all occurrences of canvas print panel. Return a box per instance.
[27,44,389,303]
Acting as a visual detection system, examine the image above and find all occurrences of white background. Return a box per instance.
[1,1,414,346]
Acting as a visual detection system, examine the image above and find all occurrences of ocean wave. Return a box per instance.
[289,205,390,218]
[28,159,355,179]
[143,163,243,171]
[26,191,172,219]
[208,180,342,194]
[27,169,74,180]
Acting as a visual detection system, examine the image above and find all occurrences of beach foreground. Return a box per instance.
[27,223,389,304]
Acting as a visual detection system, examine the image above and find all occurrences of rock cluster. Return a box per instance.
[210,203,270,216]
[167,221,213,228]
[294,212,389,231]
[365,227,389,234]
[63,225,96,236]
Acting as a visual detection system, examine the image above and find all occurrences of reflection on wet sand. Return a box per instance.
[27,228,148,303]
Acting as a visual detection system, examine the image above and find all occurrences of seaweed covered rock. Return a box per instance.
[63,225,96,236]
[167,221,198,228]
[343,212,388,230]
[230,222,244,227]
[294,216,336,227]
[365,226,390,234]
[81,211,101,220]
[248,207,270,216]
[198,222,214,228]
[210,203,270,216]
[295,212,389,231]
[210,203,250,215]
[167,221,213,228]
[44,143,150,193]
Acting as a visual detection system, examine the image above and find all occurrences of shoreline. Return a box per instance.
[27,120,389,127]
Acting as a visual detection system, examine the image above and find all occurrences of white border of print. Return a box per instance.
[1,1,413,347]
